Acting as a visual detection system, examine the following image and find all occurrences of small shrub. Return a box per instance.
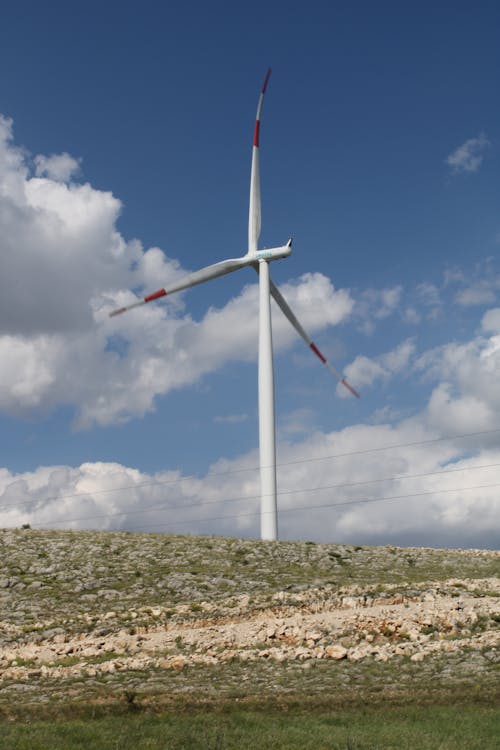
[421,625,438,635]
[123,689,139,712]
[471,614,490,633]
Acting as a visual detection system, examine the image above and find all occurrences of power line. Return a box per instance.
[277,427,500,469]
[1,427,499,514]
[28,469,500,529]
[126,481,500,533]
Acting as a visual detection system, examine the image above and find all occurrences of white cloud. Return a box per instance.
[355,286,403,334]
[455,285,496,307]
[342,355,387,390]
[443,266,466,286]
[425,384,493,436]
[1,419,498,548]
[416,328,500,437]
[34,152,81,182]
[0,114,354,427]
[0,116,133,337]
[369,405,406,425]
[0,335,59,410]
[438,260,500,310]
[380,338,415,372]
[341,339,415,395]
[482,308,500,333]
[377,286,403,316]
[278,407,317,437]
[402,263,500,324]
[446,133,490,174]
[403,307,421,324]
[2,113,499,549]
[1,306,499,547]
[416,282,441,308]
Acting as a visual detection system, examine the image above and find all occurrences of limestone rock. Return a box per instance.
[325,645,348,660]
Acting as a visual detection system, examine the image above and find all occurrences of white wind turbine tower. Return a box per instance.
[110,69,359,541]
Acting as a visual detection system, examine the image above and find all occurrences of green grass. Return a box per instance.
[0,703,498,749]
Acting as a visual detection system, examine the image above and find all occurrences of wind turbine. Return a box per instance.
[110,69,359,541]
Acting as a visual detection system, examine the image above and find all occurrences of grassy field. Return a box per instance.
[1,702,499,749]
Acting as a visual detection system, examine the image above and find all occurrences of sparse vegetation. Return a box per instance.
[0,528,498,746]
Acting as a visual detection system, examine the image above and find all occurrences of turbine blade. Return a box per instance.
[109,256,251,317]
[268,274,360,398]
[248,68,271,253]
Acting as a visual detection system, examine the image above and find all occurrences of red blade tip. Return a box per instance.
[109,307,127,318]
[262,68,271,93]
[342,379,360,399]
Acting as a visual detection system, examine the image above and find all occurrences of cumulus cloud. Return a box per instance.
[377,286,403,314]
[278,407,317,437]
[448,260,500,309]
[341,355,387,391]
[402,262,499,324]
[355,286,403,334]
[33,152,81,182]
[0,114,354,427]
[0,116,133,336]
[446,133,490,174]
[2,113,499,548]
[416,282,441,309]
[381,339,416,372]
[1,420,498,548]
[340,339,416,395]
[455,284,497,307]
[482,308,500,333]
[1,307,499,547]
[416,326,500,436]
[403,307,421,325]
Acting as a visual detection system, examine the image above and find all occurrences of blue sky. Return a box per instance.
[0,1,499,547]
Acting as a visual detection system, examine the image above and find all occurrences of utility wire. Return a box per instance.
[126,482,500,533]
[28,481,500,532]
[28,469,500,529]
[1,427,499,513]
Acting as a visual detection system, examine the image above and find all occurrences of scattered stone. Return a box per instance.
[410,651,425,662]
[0,528,498,706]
[325,645,348,660]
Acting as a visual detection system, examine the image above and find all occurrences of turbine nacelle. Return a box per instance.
[247,239,292,262]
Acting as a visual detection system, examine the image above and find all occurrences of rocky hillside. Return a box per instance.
[0,529,498,713]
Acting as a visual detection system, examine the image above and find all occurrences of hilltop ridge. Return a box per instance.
[0,529,498,715]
